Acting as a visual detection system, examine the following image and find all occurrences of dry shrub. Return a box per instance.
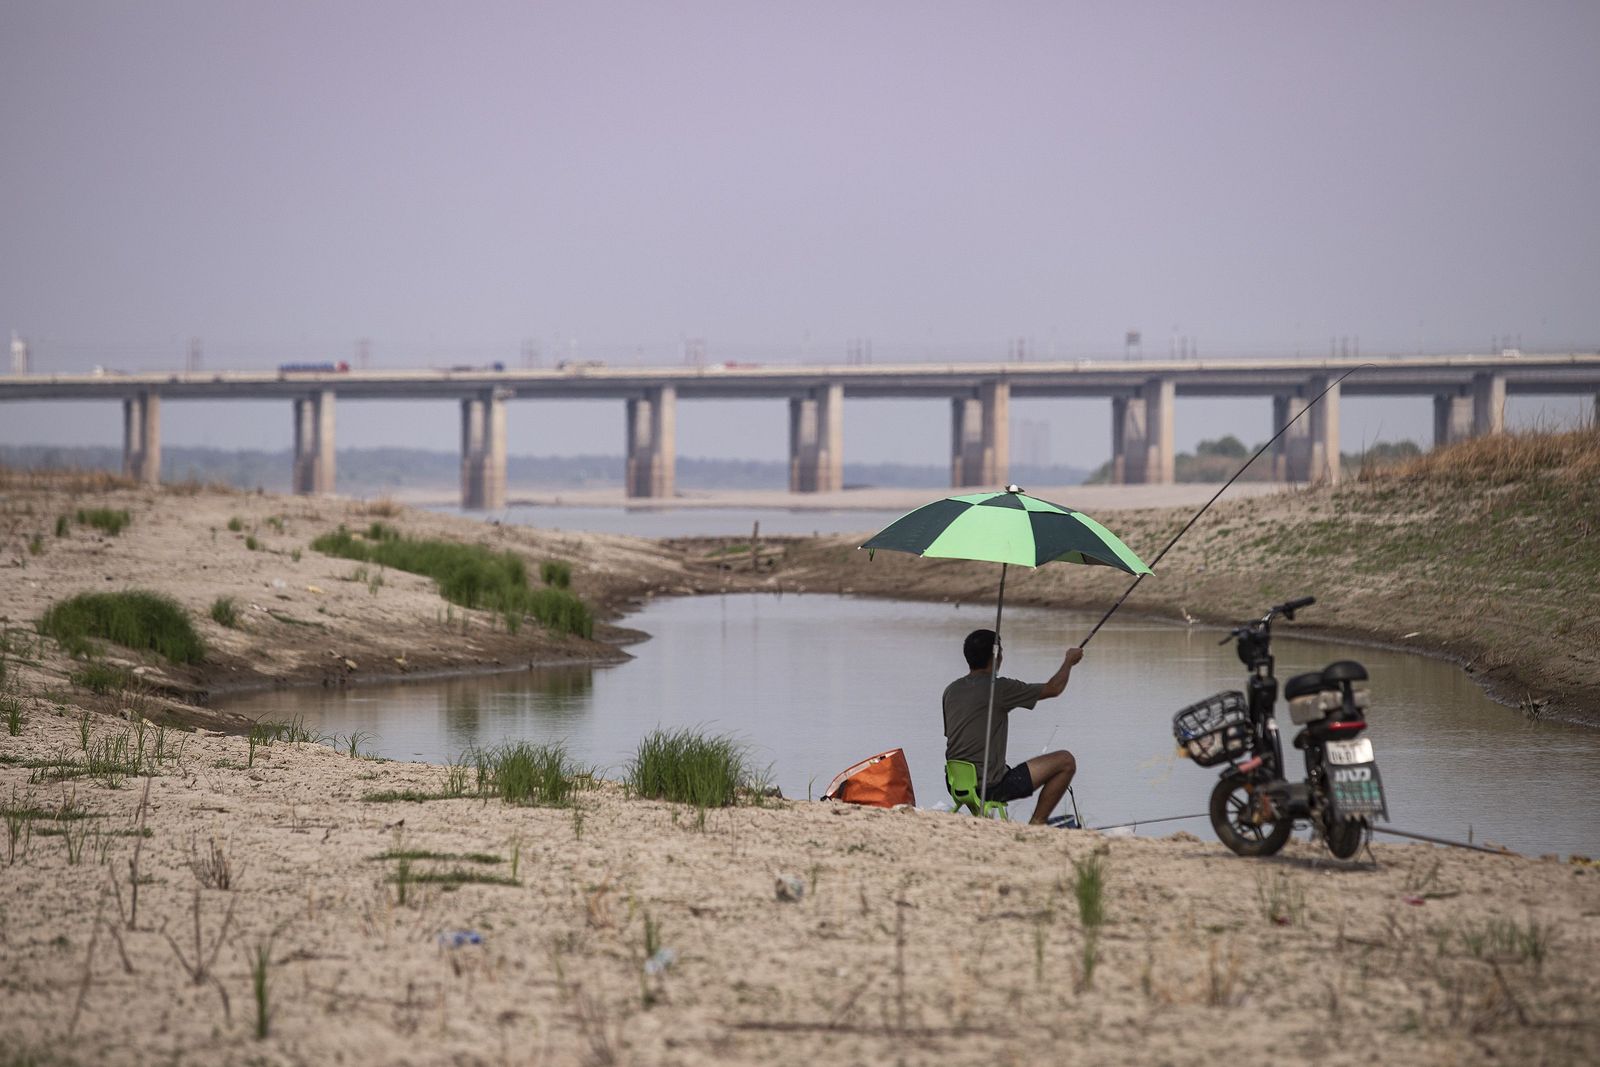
[0,464,129,493]
[1369,425,1600,486]
[362,495,401,517]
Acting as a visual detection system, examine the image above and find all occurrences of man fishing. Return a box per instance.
[944,628,1083,825]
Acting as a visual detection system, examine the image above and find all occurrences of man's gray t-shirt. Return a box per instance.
[943,674,1044,788]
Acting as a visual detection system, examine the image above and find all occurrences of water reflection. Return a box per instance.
[221,595,1600,857]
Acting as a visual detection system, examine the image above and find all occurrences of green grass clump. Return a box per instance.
[54,514,70,537]
[1074,854,1106,930]
[227,516,244,532]
[470,741,586,807]
[311,525,592,638]
[369,849,503,865]
[362,788,454,803]
[253,716,320,744]
[76,507,131,536]
[540,560,572,588]
[402,868,520,888]
[69,662,131,695]
[209,596,240,628]
[39,590,205,663]
[244,535,260,551]
[250,941,272,1039]
[625,728,760,809]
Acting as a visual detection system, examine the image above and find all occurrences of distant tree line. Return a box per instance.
[0,445,1091,494]
[1085,435,1422,483]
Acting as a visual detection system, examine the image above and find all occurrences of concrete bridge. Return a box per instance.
[3,353,1597,509]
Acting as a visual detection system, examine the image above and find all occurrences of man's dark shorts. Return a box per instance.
[980,763,1034,803]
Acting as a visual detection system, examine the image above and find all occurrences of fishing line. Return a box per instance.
[1089,812,1208,832]
[1076,363,1375,650]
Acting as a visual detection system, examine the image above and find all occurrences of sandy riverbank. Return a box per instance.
[3,707,1597,1067]
[3,445,1598,1064]
[0,478,725,730]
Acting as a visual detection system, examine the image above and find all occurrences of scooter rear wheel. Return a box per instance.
[1210,775,1292,857]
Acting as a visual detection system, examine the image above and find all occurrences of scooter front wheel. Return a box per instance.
[1210,775,1292,857]
[1324,816,1367,859]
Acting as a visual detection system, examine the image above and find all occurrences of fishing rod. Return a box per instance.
[1077,815,1518,856]
[1077,363,1375,649]
[1372,825,1518,856]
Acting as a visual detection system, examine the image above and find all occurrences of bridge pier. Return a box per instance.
[121,391,161,484]
[1432,391,1474,447]
[789,383,843,492]
[1307,375,1341,484]
[979,380,1009,487]
[292,389,336,495]
[950,396,981,486]
[1271,394,1309,481]
[1472,372,1505,436]
[1111,378,1173,484]
[950,381,1008,487]
[1270,380,1339,483]
[625,385,676,498]
[460,390,507,510]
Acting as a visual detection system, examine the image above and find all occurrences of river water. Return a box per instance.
[220,594,1600,858]
[430,504,915,539]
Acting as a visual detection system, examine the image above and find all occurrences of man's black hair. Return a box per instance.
[963,629,997,670]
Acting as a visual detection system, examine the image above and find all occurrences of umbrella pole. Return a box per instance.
[979,563,1008,809]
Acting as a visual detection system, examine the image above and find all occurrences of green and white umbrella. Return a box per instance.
[861,486,1152,805]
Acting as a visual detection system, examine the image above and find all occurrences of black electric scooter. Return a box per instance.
[1172,597,1388,859]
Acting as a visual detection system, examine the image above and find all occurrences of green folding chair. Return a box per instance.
[945,759,1010,820]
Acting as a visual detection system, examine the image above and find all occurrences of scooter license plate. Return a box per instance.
[1328,754,1387,820]
[1325,738,1374,765]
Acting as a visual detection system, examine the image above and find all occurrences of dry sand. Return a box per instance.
[3,709,1598,1067]
[2,478,1598,1065]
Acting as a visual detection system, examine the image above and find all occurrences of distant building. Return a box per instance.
[9,331,28,375]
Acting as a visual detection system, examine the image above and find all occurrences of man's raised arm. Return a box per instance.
[1038,647,1085,699]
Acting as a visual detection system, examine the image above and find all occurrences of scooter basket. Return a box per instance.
[1172,690,1251,767]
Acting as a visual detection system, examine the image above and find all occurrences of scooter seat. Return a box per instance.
[1321,660,1368,684]
[1284,672,1327,700]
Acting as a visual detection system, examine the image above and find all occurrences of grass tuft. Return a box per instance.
[370,848,503,865]
[311,524,592,638]
[471,741,587,807]
[398,867,521,889]
[70,662,132,696]
[540,560,572,588]
[209,596,240,629]
[76,507,131,536]
[40,590,205,663]
[250,941,272,1039]
[625,728,762,809]
[1073,853,1106,991]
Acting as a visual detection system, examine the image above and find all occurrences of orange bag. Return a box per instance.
[822,748,916,809]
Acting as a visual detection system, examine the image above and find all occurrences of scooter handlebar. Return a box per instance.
[1272,596,1316,619]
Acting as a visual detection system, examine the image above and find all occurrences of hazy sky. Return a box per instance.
[2,1,1596,465]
